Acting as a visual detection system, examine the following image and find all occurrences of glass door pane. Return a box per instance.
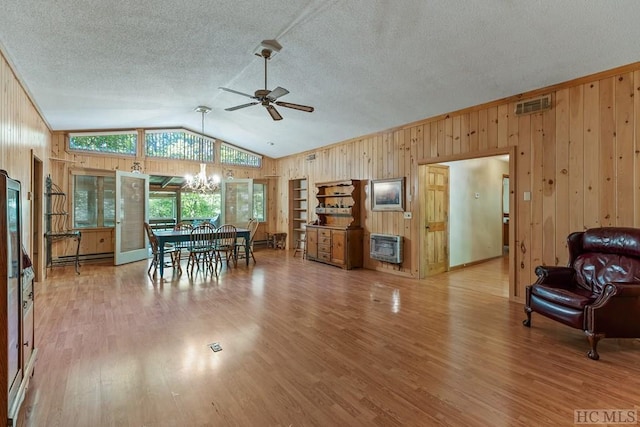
[114,171,149,265]
[223,179,252,226]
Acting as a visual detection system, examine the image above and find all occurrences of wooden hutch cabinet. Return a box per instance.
[0,171,37,425]
[306,179,363,269]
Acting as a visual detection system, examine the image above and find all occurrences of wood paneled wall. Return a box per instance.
[0,50,51,281]
[276,63,640,302]
[49,131,278,256]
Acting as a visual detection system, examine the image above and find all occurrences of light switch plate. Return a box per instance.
[403,212,412,219]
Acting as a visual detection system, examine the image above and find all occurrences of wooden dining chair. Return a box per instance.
[173,221,193,265]
[214,224,238,269]
[144,222,181,277]
[187,223,217,276]
[236,219,259,264]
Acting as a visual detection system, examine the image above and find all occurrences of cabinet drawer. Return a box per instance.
[318,252,331,261]
[319,236,331,245]
[318,243,331,253]
[23,304,34,360]
[319,229,332,238]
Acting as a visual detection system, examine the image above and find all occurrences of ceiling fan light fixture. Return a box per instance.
[220,43,314,121]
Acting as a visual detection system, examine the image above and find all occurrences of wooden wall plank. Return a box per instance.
[635,71,640,228]
[452,116,461,155]
[599,77,616,227]
[569,85,585,232]
[583,81,600,229]
[497,104,509,148]
[542,107,556,266]
[460,113,470,154]
[469,111,479,152]
[478,109,488,151]
[487,106,499,149]
[530,113,544,269]
[614,72,634,225]
[516,114,533,288]
[554,89,571,265]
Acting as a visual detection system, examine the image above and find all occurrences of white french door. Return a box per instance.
[114,170,149,265]
[222,179,252,226]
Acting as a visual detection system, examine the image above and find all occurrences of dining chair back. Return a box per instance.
[144,222,181,276]
[214,224,238,268]
[187,223,217,276]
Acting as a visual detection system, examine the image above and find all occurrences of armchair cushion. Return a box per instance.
[531,283,596,310]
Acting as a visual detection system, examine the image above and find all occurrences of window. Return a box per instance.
[180,191,221,221]
[252,182,267,222]
[73,174,115,228]
[145,130,215,162]
[149,191,177,219]
[220,144,262,167]
[69,131,137,155]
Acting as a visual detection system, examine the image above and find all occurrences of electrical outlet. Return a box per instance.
[403,212,412,219]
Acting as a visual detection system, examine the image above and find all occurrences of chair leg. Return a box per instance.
[523,306,532,327]
[585,331,603,360]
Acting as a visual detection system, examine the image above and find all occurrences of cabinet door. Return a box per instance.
[331,230,346,265]
[306,228,318,259]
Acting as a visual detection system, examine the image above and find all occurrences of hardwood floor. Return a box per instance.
[19,251,640,426]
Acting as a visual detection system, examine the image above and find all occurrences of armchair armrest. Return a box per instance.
[534,265,575,284]
[586,282,640,337]
[590,282,640,308]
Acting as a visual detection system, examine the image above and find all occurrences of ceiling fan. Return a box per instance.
[219,48,314,121]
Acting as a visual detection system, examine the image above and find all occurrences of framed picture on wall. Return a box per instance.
[371,177,405,211]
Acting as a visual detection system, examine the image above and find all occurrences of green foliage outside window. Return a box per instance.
[220,144,261,167]
[181,192,221,220]
[69,133,137,155]
[253,183,266,221]
[146,131,214,162]
[149,192,177,219]
[73,175,116,228]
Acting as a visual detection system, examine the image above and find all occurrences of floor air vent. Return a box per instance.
[515,95,552,115]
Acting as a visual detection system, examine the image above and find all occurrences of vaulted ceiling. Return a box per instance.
[2,1,640,158]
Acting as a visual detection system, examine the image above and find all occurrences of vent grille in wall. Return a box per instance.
[514,94,552,115]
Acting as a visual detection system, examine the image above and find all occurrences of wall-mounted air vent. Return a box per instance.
[306,153,316,161]
[515,94,552,116]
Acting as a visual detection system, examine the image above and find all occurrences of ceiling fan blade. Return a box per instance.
[267,86,289,101]
[265,105,283,121]
[274,101,314,113]
[225,102,259,111]
[219,87,256,99]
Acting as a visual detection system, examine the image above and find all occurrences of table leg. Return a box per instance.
[74,232,81,275]
[244,236,249,266]
[159,242,165,277]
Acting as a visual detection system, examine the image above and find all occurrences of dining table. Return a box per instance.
[154,227,250,277]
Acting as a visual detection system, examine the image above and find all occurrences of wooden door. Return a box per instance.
[420,165,449,277]
[331,229,346,265]
[306,227,318,259]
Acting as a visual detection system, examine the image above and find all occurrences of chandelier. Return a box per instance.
[184,106,220,192]
[185,163,220,192]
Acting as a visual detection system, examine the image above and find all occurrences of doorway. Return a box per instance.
[419,152,514,297]
[31,153,43,282]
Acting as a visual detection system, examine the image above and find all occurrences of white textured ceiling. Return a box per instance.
[1,1,640,158]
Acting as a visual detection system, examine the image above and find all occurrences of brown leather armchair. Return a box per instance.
[523,227,640,360]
